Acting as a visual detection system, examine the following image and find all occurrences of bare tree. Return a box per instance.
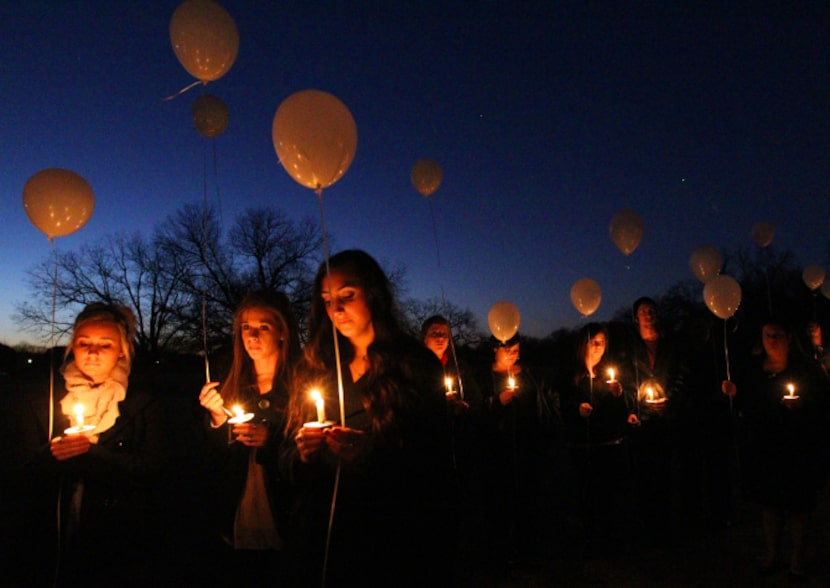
[15,232,191,351]
[16,202,324,353]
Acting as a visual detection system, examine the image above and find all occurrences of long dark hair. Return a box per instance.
[572,322,608,385]
[219,289,300,406]
[292,250,421,436]
[304,249,408,369]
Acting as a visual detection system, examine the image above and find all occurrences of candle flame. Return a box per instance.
[232,405,244,418]
[444,377,453,392]
[647,387,654,400]
[73,403,85,427]
[310,389,322,402]
[786,383,796,396]
[508,377,516,389]
[607,368,615,381]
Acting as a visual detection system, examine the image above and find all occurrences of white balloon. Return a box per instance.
[689,245,723,283]
[487,301,520,343]
[703,275,742,320]
[803,264,825,291]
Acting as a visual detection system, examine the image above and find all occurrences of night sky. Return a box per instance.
[2,1,829,346]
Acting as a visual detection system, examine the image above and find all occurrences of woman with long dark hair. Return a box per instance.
[283,249,454,586]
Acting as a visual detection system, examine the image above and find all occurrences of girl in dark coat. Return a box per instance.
[722,318,828,580]
[197,290,301,583]
[7,303,173,587]
[283,250,455,587]
[558,322,635,556]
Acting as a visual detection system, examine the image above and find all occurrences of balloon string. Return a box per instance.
[321,463,341,588]
[317,186,343,588]
[429,199,442,265]
[49,240,57,439]
[201,140,212,384]
[212,140,224,225]
[723,319,733,414]
[316,187,345,426]
[162,79,203,102]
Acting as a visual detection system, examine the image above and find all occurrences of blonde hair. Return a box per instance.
[65,302,136,365]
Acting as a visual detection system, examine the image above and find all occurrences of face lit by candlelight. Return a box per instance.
[762,324,791,359]
[72,321,123,384]
[585,332,607,370]
[494,343,520,372]
[322,271,374,346]
[424,324,451,359]
[240,307,282,363]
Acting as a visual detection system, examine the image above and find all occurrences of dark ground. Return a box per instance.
[452,478,830,587]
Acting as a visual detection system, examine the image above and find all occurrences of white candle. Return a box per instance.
[64,403,94,435]
[647,387,654,401]
[74,403,85,428]
[508,376,517,390]
[444,377,454,395]
[785,383,798,399]
[310,389,325,423]
[606,368,616,383]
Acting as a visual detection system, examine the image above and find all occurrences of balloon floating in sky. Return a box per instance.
[272,89,358,192]
[689,245,723,284]
[192,94,229,138]
[411,159,443,197]
[487,301,520,344]
[703,274,742,320]
[609,208,644,256]
[802,264,825,291]
[751,221,775,248]
[570,277,602,317]
[23,168,95,240]
[170,0,239,83]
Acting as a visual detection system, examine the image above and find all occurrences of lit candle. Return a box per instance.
[784,382,799,399]
[64,403,95,435]
[228,404,253,424]
[606,368,616,383]
[508,376,517,390]
[310,389,326,423]
[644,386,666,404]
[444,377,455,397]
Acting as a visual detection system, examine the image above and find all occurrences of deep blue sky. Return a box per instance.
[2,1,829,346]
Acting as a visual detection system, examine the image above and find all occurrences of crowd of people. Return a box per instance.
[1,249,829,586]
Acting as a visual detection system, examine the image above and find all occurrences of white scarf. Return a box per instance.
[59,358,129,443]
